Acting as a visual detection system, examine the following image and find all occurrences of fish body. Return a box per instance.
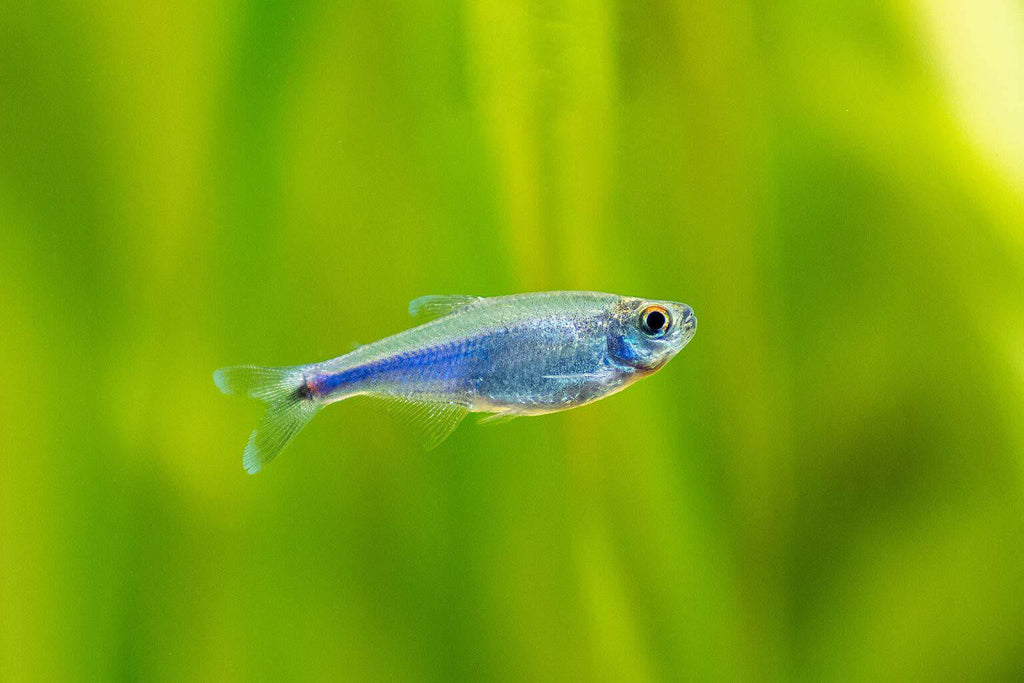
[215,291,696,473]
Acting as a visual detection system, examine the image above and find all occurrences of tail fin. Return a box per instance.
[213,365,321,474]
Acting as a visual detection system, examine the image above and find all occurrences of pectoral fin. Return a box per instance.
[477,411,523,425]
[541,368,619,384]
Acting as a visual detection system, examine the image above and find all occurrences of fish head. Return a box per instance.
[606,297,697,372]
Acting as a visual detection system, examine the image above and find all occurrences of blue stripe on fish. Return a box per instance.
[310,338,490,396]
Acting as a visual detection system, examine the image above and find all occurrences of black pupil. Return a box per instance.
[644,310,666,333]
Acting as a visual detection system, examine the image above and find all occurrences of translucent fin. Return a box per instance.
[542,370,618,382]
[214,365,300,401]
[477,411,522,425]
[214,364,322,474]
[408,295,482,322]
[364,395,468,449]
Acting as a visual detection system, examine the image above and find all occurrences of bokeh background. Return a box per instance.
[3,0,1024,680]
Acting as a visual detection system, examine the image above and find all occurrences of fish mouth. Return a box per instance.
[677,305,697,338]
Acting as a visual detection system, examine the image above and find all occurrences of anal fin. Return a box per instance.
[363,395,469,449]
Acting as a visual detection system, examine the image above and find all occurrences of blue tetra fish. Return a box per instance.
[215,291,697,473]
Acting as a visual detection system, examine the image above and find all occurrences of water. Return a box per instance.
[2,1,1023,679]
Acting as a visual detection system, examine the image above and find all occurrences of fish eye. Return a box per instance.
[640,305,670,336]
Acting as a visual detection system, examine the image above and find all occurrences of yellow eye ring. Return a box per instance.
[640,305,670,336]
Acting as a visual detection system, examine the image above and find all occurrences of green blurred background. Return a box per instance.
[3,0,1024,680]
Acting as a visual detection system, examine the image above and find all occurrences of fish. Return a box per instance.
[214,291,697,473]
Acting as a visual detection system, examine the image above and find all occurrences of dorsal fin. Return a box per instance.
[408,295,482,322]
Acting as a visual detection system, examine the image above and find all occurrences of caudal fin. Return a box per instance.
[213,365,321,474]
